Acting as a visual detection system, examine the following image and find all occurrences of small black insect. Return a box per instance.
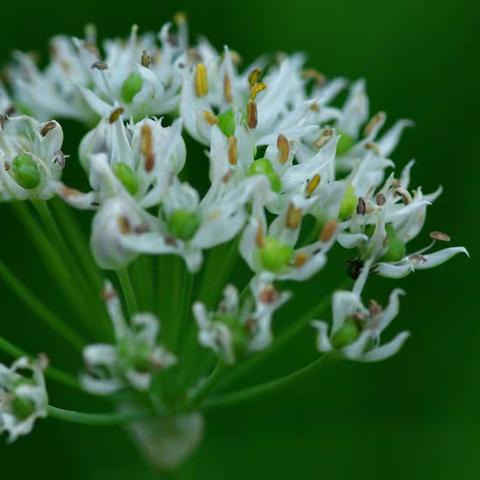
[347,257,365,280]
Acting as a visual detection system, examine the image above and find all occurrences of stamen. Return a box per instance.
[250,82,266,100]
[375,193,386,206]
[255,222,265,248]
[194,63,208,97]
[302,68,326,86]
[356,197,366,215]
[60,186,82,197]
[369,300,383,317]
[394,187,412,204]
[228,136,238,165]
[54,150,67,169]
[140,123,155,172]
[141,50,152,67]
[305,174,321,197]
[91,61,108,70]
[202,110,218,126]
[117,216,131,234]
[259,285,279,304]
[247,100,258,129]
[364,142,381,155]
[40,121,57,137]
[363,111,386,137]
[101,283,117,301]
[277,134,290,164]
[223,73,233,103]
[109,107,124,124]
[430,231,451,242]
[286,203,302,230]
[294,251,309,268]
[314,127,333,150]
[173,11,187,24]
[320,219,337,242]
[248,68,262,87]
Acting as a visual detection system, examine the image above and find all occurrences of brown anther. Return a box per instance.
[0,115,5,130]
[4,162,10,171]
[356,197,366,215]
[410,254,427,263]
[294,251,310,268]
[134,224,150,234]
[363,111,386,137]
[259,286,279,304]
[250,81,266,100]
[202,110,218,126]
[40,121,57,137]
[320,219,337,242]
[364,142,381,155]
[194,63,208,97]
[309,102,320,112]
[375,193,386,206]
[302,68,326,85]
[247,100,257,129]
[305,174,321,197]
[394,188,412,205]
[109,107,124,124]
[314,127,333,150]
[222,170,234,183]
[430,231,451,242]
[255,222,265,248]
[223,73,233,103]
[286,203,303,230]
[54,150,67,169]
[165,235,177,246]
[91,60,108,70]
[173,11,187,24]
[140,123,155,172]
[141,50,152,67]
[277,134,290,164]
[117,215,131,234]
[369,300,383,317]
[228,136,238,165]
[248,68,262,87]
[61,186,81,197]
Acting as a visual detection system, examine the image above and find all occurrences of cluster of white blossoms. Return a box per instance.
[0,16,467,447]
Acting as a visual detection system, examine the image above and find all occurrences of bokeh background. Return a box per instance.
[0,0,479,478]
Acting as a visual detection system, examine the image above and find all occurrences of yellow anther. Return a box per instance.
[363,111,386,137]
[203,110,218,126]
[319,219,337,243]
[228,136,238,165]
[195,63,208,97]
[294,251,310,268]
[286,203,302,230]
[174,11,187,24]
[247,100,258,129]
[277,134,290,164]
[305,174,321,197]
[250,81,266,100]
[223,73,233,103]
[255,222,265,248]
[248,68,262,87]
[117,215,131,234]
[313,128,333,150]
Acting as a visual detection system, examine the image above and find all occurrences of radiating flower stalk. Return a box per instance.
[0,14,468,474]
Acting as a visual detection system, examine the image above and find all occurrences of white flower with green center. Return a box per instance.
[0,356,48,442]
[82,282,176,395]
[0,115,65,201]
[313,289,410,362]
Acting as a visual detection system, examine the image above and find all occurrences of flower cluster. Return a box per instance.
[0,15,467,459]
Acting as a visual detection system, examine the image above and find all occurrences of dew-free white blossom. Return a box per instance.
[0,356,48,442]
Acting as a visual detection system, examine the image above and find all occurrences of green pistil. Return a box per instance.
[12,153,41,189]
[259,236,294,272]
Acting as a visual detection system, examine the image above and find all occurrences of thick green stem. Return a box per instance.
[0,259,85,350]
[205,355,327,409]
[183,361,225,411]
[48,405,151,426]
[117,267,139,316]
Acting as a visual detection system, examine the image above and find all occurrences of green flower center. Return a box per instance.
[112,162,139,195]
[12,153,41,189]
[336,129,355,155]
[259,236,294,272]
[11,395,36,420]
[338,184,357,220]
[167,209,201,241]
[331,318,360,348]
[121,72,143,104]
[217,108,235,137]
[247,158,282,193]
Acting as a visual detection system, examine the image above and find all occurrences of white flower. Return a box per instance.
[0,115,65,201]
[0,356,48,442]
[313,289,409,362]
[82,282,176,395]
[193,278,290,364]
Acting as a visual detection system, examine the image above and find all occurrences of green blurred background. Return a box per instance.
[0,0,478,478]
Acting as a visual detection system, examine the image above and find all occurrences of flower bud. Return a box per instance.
[12,153,41,189]
[217,109,235,137]
[167,209,201,241]
[112,162,139,195]
[215,313,248,354]
[121,72,143,103]
[11,395,36,420]
[331,318,360,348]
[247,158,282,193]
[338,184,357,220]
[336,129,355,155]
[259,236,294,272]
